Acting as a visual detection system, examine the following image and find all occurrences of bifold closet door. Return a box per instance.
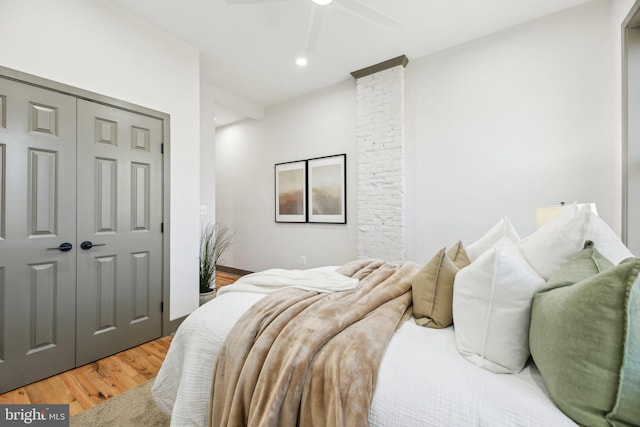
[0,78,78,393]
[75,100,163,366]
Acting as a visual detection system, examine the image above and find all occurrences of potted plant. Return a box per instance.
[199,223,235,305]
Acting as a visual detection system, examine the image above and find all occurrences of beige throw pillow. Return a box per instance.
[447,241,471,269]
[412,247,460,328]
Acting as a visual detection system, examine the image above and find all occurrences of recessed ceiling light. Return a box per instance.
[312,0,334,5]
[296,57,308,67]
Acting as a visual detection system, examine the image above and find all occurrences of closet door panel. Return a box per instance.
[0,77,77,394]
[76,100,163,366]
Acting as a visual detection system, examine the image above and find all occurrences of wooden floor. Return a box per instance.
[0,336,173,416]
[216,270,241,288]
[0,271,240,416]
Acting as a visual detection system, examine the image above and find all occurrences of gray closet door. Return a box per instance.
[75,100,163,366]
[0,78,77,393]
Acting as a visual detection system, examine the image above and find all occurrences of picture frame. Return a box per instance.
[307,154,346,224]
[275,160,307,223]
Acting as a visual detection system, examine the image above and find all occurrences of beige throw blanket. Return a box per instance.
[209,259,419,427]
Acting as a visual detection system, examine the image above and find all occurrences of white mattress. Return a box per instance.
[152,290,576,427]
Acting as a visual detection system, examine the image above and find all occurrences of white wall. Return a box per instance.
[201,82,218,228]
[0,0,201,320]
[217,0,631,270]
[216,81,358,272]
[406,0,620,262]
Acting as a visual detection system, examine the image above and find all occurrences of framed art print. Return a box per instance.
[307,154,346,224]
[275,160,307,223]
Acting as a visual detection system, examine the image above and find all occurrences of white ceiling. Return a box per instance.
[108,0,592,124]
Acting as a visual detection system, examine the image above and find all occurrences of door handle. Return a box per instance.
[47,242,73,252]
[80,241,107,250]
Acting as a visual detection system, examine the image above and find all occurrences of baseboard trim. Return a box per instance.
[216,264,253,276]
[169,315,187,334]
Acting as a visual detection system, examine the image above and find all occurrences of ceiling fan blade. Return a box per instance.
[305,6,327,54]
[337,0,401,31]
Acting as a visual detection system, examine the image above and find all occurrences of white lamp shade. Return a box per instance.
[535,205,567,229]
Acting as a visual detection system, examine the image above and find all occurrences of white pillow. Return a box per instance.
[585,211,634,264]
[519,204,634,279]
[465,216,520,261]
[517,205,589,280]
[453,237,544,374]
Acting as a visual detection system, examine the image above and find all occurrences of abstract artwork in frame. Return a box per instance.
[275,160,307,223]
[308,154,346,224]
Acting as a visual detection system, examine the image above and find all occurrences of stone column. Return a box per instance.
[351,55,408,261]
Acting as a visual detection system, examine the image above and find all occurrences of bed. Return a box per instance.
[152,274,574,426]
[152,205,639,427]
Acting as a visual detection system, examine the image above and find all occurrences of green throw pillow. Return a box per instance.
[540,241,613,287]
[530,244,639,427]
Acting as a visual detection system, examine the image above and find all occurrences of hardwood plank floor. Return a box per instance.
[0,336,173,416]
[0,271,241,416]
[216,270,242,288]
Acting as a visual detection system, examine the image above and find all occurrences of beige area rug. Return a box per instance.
[70,379,170,427]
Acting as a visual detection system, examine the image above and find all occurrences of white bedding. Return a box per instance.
[217,268,358,295]
[152,287,576,427]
